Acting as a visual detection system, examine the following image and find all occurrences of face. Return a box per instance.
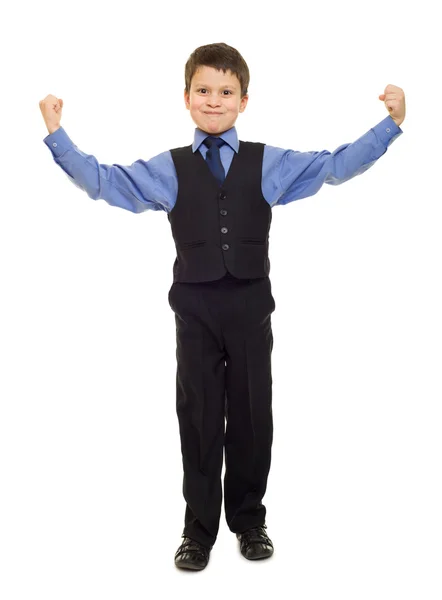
[184,65,248,135]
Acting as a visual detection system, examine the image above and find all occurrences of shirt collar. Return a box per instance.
[192,126,239,153]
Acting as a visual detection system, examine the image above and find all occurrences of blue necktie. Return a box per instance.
[203,136,226,186]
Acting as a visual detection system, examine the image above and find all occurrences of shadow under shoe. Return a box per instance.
[236,524,274,560]
[174,536,212,571]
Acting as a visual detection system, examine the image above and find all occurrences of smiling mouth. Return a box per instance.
[205,112,222,115]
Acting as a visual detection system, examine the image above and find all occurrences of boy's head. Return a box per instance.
[184,43,249,136]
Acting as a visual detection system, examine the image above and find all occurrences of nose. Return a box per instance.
[207,94,221,107]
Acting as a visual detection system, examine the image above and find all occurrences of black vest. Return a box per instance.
[168,140,272,283]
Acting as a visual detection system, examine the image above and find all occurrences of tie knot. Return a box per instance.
[203,136,225,150]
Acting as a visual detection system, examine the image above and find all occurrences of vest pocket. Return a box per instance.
[177,240,207,249]
[240,238,265,245]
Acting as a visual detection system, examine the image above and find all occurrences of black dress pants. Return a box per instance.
[167,273,275,548]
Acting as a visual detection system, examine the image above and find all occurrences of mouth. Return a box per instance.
[205,112,222,115]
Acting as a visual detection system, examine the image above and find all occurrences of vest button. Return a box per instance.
[221,227,228,234]
[220,209,227,216]
[222,244,229,251]
[219,192,227,200]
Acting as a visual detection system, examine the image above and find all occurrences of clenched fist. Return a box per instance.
[379,84,406,127]
[39,95,64,135]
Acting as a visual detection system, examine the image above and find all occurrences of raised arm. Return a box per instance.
[39,94,166,214]
[270,84,406,207]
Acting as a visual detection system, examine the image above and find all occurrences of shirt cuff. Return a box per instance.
[43,126,76,158]
[372,115,403,147]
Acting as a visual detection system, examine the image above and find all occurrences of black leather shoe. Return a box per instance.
[174,536,211,570]
[236,524,274,560]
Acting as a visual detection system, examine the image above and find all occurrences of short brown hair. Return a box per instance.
[184,42,250,98]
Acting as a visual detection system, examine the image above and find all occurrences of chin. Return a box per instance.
[205,123,221,131]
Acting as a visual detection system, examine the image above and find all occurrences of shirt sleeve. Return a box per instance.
[270,115,403,207]
[43,127,168,213]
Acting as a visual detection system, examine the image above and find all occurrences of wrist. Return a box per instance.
[47,124,61,135]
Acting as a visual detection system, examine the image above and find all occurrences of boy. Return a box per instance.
[39,42,406,571]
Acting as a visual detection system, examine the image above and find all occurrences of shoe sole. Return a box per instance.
[175,561,208,570]
[241,551,274,560]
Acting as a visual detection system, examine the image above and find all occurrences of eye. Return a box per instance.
[197,88,232,95]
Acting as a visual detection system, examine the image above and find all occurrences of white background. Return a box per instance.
[1,0,441,597]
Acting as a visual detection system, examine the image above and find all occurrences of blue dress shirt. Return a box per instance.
[43,116,402,214]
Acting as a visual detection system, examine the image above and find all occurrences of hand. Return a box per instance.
[379,84,406,127]
[39,94,64,134]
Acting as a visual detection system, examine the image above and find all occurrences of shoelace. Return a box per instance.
[175,536,210,559]
[239,525,273,548]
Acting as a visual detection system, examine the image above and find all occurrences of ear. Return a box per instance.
[184,88,190,110]
[239,94,249,113]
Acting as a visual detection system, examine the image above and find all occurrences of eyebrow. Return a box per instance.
[194,83,237,89]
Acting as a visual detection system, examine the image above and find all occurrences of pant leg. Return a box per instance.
[222,276,275,533]
[168,282,226,548]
